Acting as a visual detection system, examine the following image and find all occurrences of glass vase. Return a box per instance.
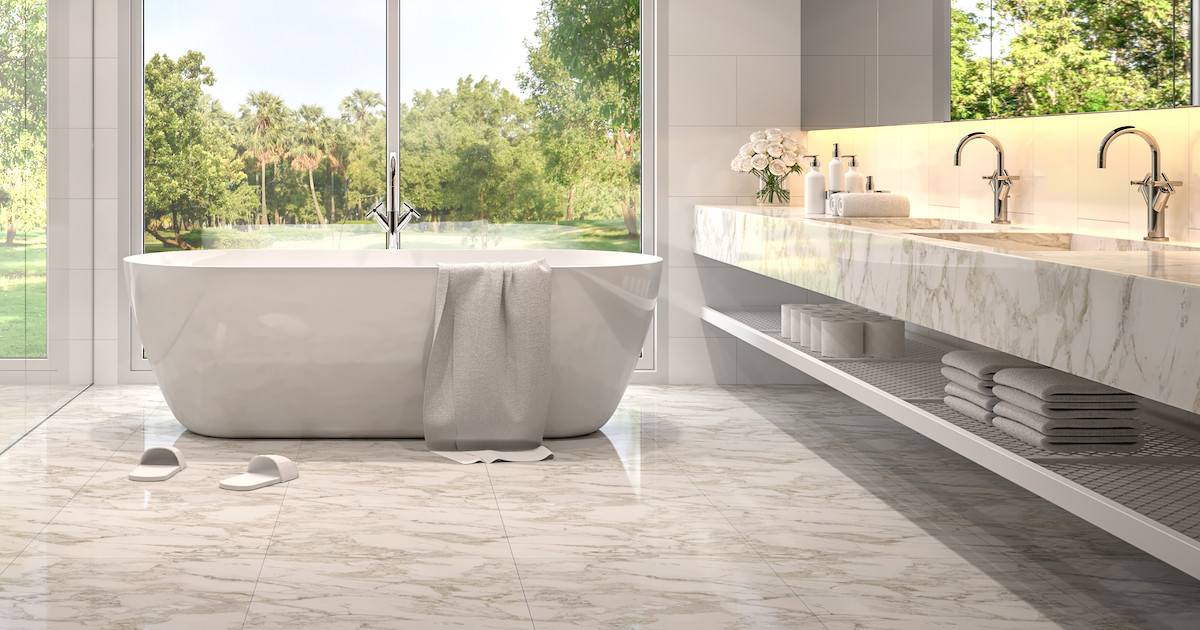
[756,173,790,206]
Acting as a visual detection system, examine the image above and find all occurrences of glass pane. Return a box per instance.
[0,0,48,358]
[952,0,1192,120]
[142,0,386,251]
[398,0,641,252]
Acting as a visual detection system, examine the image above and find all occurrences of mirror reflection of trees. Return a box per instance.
[953,0,1190,119]
[143,0,640,252]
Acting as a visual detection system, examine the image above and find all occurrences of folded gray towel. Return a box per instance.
[993,417,1143,453]
[993,401,1141,432]
[998,419,1140,438]
[993,368,1140,402]
[940,366,993,395]
[993,385,1141,417]
[945,395,995,424]
[945,382,998,410]
[942,350,1040,379]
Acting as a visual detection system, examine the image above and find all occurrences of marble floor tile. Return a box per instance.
[31,494,284,559]
[0,549,260,630]
[0,500,62,567]
[516,553,825,629]
[0,383,1198,629]
[243,554,533,629]
[785,580,1118,630]
[500,499,753,559]
[266,464,511,560]
[1008,551,1200,630]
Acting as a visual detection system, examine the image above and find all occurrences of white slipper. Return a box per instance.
[219,455,298,491]
[129,446,187,482]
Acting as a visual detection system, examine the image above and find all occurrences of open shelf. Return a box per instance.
[702,306,1200,578]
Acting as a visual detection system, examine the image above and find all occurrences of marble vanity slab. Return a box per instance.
[693,205,1200,414]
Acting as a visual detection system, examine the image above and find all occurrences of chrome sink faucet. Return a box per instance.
[367,152,420,249]
[954,132,1019,225]
[1097,126,1181,242]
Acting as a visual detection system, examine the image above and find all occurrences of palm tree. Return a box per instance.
[319,115,346,224]
[238,91,287,225]
[340,89,383,145]
[290,104,328,225]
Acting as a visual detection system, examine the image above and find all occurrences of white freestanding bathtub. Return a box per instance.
[124,249,661,438]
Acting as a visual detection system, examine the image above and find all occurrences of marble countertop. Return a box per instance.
[693,204,1200,414]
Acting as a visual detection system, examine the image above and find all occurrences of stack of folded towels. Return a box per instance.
[990,368,1143,453]
[940,350,1039,424]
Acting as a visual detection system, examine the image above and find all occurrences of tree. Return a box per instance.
[950,6,993,119]
[144,51,239,249]
[520,26,604,222]
[340,88,383,144]
[0,0,48,245]
[340,89,384,218]
[524,0,641,237]
[954,0,1190,119]
[319,114,346,224]
[239,91,289,225]
[290,104,329,225]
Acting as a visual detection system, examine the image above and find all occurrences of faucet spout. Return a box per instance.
[953,132,1018,224]
[1096,126,1178,241]
[366,152,419,249]
[954,132,1004,172]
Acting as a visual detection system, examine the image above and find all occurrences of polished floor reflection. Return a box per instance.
[0,384,87,455]
[1,384,1198,629]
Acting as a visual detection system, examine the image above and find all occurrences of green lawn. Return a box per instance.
[0,231,48,359]
[144,218,641,253]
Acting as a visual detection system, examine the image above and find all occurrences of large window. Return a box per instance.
[142,0,386,252]
[0,0,47,359]
[143,0,641,253]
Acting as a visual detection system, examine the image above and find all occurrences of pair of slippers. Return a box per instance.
[128,447,298,491]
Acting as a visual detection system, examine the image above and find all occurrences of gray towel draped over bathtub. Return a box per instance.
[423,259,555,464]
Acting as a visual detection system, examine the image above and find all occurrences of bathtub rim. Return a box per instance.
[124,248,663,271]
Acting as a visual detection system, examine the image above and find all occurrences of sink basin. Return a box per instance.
[906,231,1200,252]
[808,217,996,231]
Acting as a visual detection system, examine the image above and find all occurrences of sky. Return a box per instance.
[952,0,1011,59]
[144,0,542,115]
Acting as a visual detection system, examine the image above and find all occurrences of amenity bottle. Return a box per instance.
[827,144,845,213]
[803,155,826,216]
[845,156,865,193]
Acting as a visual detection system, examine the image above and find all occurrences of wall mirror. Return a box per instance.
[951,0,1193,119]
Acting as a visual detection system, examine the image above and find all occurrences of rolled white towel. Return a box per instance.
[863,317,905,359]
[836,193,910,218]
[821,319,865,358]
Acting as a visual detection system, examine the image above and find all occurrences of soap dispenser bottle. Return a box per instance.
[827,144,845,212]
[803,155,826,216]
[844,156,865,193]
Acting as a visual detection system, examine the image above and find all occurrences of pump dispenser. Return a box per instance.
[844,155,865,193]
[828,143,846,193]
[827,144,845,213]
[803,155,826,216]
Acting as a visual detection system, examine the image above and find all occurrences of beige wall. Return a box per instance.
[807,108,1200,243]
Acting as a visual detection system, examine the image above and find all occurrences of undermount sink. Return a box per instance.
[808,216,996,231]
[906,230,1200,252]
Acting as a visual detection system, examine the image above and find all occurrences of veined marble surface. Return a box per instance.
[694,205,1200,414]
[2,384,1198,628]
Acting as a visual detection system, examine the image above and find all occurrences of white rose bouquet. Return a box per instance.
[731,128,806,204]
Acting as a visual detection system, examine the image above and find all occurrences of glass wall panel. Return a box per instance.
[142,0,386,251]
[0,0,47,359]
[397,0,641,252]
